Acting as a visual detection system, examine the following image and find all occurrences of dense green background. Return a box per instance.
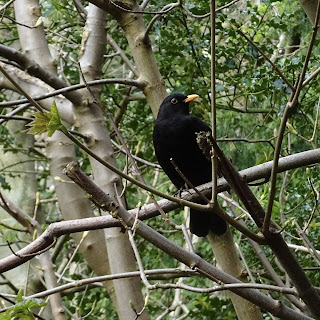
[1,0,320,318]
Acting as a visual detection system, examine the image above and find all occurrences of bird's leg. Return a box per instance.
[170,158,210,204]
[174,185,192,198]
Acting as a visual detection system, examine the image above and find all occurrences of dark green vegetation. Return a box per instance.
[0,0,320,319]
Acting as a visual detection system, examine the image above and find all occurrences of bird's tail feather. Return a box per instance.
[190,209,227,237]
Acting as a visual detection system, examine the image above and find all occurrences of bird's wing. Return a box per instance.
[188,115,211,133]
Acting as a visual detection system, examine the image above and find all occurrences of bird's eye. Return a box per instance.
[171,98,178,104]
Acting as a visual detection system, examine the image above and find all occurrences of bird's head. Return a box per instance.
[157,93,199,118]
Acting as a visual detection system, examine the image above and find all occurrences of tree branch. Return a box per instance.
[264,1,320,233]
[0,45,145,109]
[0,149,319,270]
[202,133,320,318]
[60,161,315,320]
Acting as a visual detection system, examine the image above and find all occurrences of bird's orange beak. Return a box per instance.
[184,94,199,103]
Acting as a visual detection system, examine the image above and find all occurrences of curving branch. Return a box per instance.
[0,149,319,271]
[24,269,298,301]
[107,34,139,76]
[143,3,180,40]
[0,44,145,109]
[0,44,82,105]
[234,25,294,91]
[264,1,320,233]
[143,1,242,40]
[56,162,316,320]
[0,77,144,109]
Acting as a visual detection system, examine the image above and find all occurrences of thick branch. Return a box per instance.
[0,45,145,110]
[0,149,319,269]
[0,44,82,105]
[203,134,320,319]
[60,162,314,320]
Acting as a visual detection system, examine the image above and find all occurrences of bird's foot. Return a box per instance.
[174,186,192,198]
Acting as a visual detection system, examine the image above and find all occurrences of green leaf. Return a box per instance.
[26,112,51,135]
[0,292,47,320]
[23,298,47,309]
[47,101,65,137]
[27,101,67,137]
[16,291,23,303]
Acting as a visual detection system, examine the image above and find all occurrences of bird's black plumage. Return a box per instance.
[153,93,227,237]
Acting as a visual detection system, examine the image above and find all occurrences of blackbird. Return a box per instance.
[153,93,227,237]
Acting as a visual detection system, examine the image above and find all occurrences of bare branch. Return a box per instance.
[60,161,315,320]
[148,282,297,295]
[27,268,198,300]
[234,25,294,92]
[107,34,139,76]
[111,139,161,168]
[264,1,320,233]
[0,63,43,112]
[0,77,144,108]
[0,0,15,12]
[0,45,145,110]
[0,149,319,270]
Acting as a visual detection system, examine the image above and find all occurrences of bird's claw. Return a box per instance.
[174,186,192,198]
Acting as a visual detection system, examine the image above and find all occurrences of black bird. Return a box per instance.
[153,93,227,237]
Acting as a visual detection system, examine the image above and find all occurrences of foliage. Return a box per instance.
[27,101,67,137]
[0,0,320,319]
[0,291,46,320]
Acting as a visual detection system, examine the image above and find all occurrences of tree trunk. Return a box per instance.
[76,4,149,319]
[14,0,67,318]
[88,0,168,115]
[299,0,320,32]
[208,229,263,320]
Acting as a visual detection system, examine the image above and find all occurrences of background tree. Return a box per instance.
[0,0,320,319]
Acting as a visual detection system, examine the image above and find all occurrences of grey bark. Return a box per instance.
[76,4,149,319]
[208,230,263,320]
[14,0,67,318]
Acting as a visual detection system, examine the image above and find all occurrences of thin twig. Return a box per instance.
[234,25,294,91]
[0,76,144,108]
[263,1,320,234]
[0,115,32,122]
[303,177,319,232]
[57,232,87,283]
[294,221,320,267]
[111,139,161,168]
[210,0,218,203]
[26,268,197,300]
[0,0,15,12]
[7,238,56,258]
[147,281,297,295]
[112,0,240,17]
[0,192,35,233]
[181,223,195,253]
[107,34,139,76]
[182,0,241,18]
[64,130,210,212]
[110,0,178,15]
[128,229,150,317]
[302,65,320,88]
[142,0,243,44]
[144,3,179,40]
[308,95,320,143]
[0,222,27,232]
[0,63,43,112]
[170,158,210,204]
